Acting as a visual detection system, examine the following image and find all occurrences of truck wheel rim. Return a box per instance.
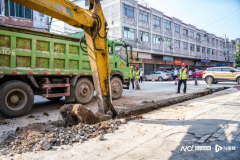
[5,89,28,111]
[79,84,90,99]
[112,82,120,95]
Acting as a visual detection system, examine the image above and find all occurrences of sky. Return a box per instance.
[145,0,240,40]
[51,0,240,40]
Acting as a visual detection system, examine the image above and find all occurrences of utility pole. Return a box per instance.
[223,34,228,62]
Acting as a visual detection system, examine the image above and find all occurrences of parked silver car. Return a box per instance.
[143,71,172,81]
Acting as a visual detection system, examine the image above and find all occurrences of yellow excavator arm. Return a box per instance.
[10,0,116,115]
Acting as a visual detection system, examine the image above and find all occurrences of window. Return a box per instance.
[139,11,148,22]
[219,41,222,46]
[124,4,134,18]
[153,16,161,26]
[202,35,205,41]
[212,50,215,55]
[140,31,149,42]
[165,37,171,47]
[196,34,200,40]
[175,40,180,48]
[183,42,188,50]
[212,38,215,43]
[213,68,221,72]
[183,28,188,35]
[216,40,218,44]
[164,20,171,30]
[207,37,210,42]
[108,47,112,54]
[202,47,205,53]
[115,45,128,62]
[207,48,210,54]
[222,68,230,72]
[197,45,200,52]
[190,30,194,37]
[39,13,44,17]
[124,27,135,39]
[153,35,161,44]
[190,44,194,51]
[85,0,89,6]
[175,24,180,33]
[4,0,32,19]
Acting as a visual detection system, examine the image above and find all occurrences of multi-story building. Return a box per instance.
[70,0,237,74]
[236,38,240,51]
[0,0,50,31]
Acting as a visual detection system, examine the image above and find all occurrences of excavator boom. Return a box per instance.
[10,0,116,115]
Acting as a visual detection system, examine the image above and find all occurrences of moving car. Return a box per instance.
[202,67,240,84]
[193,70,204,78]
[144,71,172,81]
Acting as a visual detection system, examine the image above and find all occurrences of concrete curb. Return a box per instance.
[116,87,226,118]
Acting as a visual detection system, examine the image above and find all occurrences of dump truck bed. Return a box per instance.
[0,24,92,76]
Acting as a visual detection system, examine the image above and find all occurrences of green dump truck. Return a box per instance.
[0,24,131,117]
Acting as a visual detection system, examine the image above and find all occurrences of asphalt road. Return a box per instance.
[1,80,238,121]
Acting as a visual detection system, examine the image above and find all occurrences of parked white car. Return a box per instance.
[143,71,172,81]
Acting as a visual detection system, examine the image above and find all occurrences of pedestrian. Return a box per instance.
[140,68,144,83]
[130,66,135,89]
[189,69,193,79]
[176,63,189,94]
[135,66,140,90]
[173,68,178,80]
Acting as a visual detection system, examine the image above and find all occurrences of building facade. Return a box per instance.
[81,0,236,74]
[0,0,49,31]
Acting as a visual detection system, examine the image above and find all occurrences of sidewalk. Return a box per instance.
[3,88,239,160]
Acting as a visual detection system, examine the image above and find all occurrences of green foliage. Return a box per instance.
[236,44,240,65]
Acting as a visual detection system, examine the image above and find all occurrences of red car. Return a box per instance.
[193,70,204,78]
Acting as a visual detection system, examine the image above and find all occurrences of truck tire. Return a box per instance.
[111,77,123,100]
[75,78,94,104]
[47,97,63,101]
[0,80,34,117]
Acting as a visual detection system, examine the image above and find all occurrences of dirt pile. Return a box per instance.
[0,115,144,156]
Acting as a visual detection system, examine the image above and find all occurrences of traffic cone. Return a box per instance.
[152,78,155,82]
[194,78,198,86]
[208,78,212,87]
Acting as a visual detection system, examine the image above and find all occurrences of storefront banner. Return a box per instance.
[163,56,173,61]
[210,63,216,67]
[175,60,182,65]
[138,53,152,59]
[201,59,211,63]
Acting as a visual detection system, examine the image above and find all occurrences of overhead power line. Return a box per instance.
[179,0,206,17]
[194,5,240,25]
[201,9,240,28]
[210,14,239,31]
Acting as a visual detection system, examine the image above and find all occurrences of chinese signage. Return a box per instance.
[175,60,182,65]
[163,56,173,61]
[196,62,202,66]
[201,59,211,63]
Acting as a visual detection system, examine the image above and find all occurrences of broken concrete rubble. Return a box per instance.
[0,114,144,156]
